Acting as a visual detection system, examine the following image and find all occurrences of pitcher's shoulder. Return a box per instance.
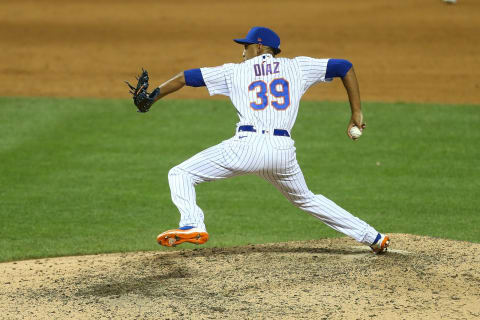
[294,56,329,62]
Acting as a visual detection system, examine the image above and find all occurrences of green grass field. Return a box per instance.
[0,97,479,262]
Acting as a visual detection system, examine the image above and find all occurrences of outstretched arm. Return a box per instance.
[153,72,186,102]
[341,67,365,140]
[153,68,207,103]
[126,68,205,112]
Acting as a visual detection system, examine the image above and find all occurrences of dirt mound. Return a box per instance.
[1,234,479,319]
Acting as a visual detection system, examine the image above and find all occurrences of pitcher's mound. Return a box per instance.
[1,234,479,319]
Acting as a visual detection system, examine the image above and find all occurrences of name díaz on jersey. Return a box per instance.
[254,61,280,77]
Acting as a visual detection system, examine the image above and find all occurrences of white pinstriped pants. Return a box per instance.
[168,130,379,245]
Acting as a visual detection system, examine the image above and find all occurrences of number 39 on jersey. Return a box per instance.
[248,78,290,111]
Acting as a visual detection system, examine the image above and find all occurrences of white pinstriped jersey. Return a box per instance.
[200,55,332,132]
[167,53,381,247]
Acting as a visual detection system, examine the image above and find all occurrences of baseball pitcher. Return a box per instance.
[126,27,390,253]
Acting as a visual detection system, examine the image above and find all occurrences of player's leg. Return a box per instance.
[159,142,237,247]
[160,136,264,247]
[167,141,238,232]
[259,150,382,247]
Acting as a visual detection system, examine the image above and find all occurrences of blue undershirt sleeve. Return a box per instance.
[325,59,353,79]
[184,68,206,87]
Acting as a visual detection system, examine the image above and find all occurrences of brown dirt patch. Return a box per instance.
[1,0,479,104]
[1,234,479,319]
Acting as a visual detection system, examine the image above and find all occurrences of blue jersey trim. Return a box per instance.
[325,59,353,79]
[184,68,206,87]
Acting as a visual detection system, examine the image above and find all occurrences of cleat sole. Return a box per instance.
[157,229,209,247]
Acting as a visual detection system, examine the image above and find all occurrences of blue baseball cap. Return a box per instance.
[234,26,281,54]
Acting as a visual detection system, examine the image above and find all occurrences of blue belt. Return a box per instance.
[238,125,290,137]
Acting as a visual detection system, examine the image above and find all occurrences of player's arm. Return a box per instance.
[341,67,365,139]
[153,72,185,101]
[152,69,205,102]
[325,59,365,140]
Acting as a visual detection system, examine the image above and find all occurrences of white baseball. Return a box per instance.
[349,126,362,139]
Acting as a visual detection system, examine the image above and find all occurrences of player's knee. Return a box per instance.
[168,167,188,185]
[287,192,316,208]
[168,166,183,179]
[290,199,310,208]
[168,166,196,184]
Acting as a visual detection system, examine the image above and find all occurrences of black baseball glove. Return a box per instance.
[125,69,160,113]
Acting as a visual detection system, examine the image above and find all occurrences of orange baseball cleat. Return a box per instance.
[157,226,209,247]
[370,234,390,254]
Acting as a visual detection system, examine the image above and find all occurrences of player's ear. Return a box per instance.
[256,43,263,55]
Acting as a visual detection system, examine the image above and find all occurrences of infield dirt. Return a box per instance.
[1,234,479,319]
[1,0,480,319]
[1,0,479,104]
